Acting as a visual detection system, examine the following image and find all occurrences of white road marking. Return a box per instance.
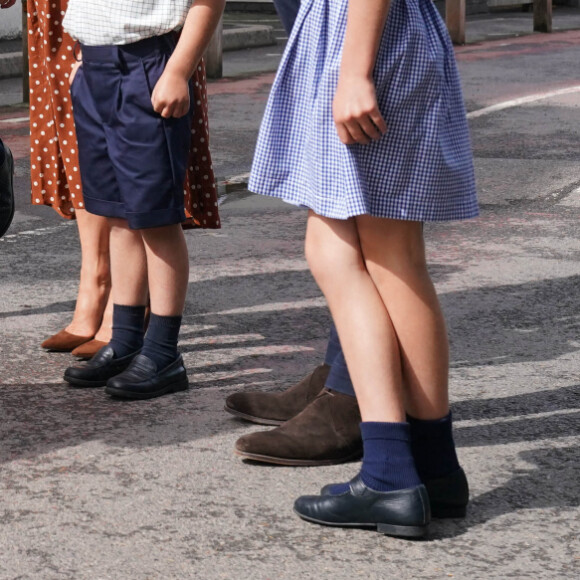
[221,172,250,185]
[0,116,29,124]
[558,186,580,208]
[199,297,327,316]
[0,220,73,243]
[4,85,580,242]
[467,85,580,119]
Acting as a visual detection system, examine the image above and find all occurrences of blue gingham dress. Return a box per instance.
[249,0,478,221]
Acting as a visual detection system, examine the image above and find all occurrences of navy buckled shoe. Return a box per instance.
[295,476,430,538]
[321,467,469,519]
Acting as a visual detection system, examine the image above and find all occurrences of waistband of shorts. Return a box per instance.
[80,32,177,63]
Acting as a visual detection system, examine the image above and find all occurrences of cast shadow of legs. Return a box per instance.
[430,446,578,540]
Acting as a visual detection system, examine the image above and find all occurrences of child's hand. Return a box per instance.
[333,75,387,145]
[69,60,82,86]
[151,70,191,119]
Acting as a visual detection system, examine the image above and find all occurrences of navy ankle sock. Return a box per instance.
[141,313,182,370]
[407,412,460,482]
[326,421,421,495]
[108,304,146,358]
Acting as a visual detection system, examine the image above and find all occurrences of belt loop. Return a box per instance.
[116,46,129,74]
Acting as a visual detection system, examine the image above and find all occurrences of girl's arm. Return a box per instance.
[333,0,391,145]
[152,0,226,118]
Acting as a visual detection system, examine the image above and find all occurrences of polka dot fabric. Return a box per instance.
[27,0,220,229]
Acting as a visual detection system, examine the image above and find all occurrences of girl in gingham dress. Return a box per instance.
[250,0,476,537]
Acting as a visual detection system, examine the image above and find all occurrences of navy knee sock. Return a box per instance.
[327,422,421,495]
[407,412,460,482]
[108,304,146,358]
[141,313,182,370]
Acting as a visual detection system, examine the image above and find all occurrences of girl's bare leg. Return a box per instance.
[64,209,111,337]
[305,211,405,422]
[305,212,449,422]
[355,215,449,420]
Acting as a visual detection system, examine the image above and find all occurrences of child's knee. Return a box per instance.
[305,233,365,290]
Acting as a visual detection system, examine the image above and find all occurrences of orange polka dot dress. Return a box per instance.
[27,0,220,229]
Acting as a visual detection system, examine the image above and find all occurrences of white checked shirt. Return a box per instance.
[63,1,194,46]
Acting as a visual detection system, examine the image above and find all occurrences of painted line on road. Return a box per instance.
[4,85,579,243]
[467,85,580,119]
[220,172,250,185]
[0,116,29,124]
[0,221,73,243]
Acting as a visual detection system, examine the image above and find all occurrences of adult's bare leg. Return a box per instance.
[54,209,111,340]
[93,292,114,343]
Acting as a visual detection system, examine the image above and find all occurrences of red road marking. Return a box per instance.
[207,72,275,96]
[455,29,580,62]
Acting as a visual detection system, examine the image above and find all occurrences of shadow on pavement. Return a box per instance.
[1,265,579,541]
[430,446,579,540]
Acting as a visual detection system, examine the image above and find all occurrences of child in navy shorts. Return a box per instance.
[63,1,225,399]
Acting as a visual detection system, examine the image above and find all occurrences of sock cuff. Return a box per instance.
[360,421,411,442]
[407,412,453,440]
[113,304,147,315]
[148,313,182,328]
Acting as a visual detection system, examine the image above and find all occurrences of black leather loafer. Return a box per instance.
[105,354,188,400]
[64,345,139,388]
[321,467,469,519]
[295,476,430,538]
[0,143,15,239]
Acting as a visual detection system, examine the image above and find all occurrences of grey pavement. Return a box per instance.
[1,8,580,580]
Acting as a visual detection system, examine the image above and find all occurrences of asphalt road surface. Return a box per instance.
[0,24,579,580]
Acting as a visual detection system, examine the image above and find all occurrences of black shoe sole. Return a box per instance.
[431,505,467,519]
[64,375,108,388]
[105,376,189,400]
[294,509,428,538]
[223,405,285,426]
[234,448,363,467]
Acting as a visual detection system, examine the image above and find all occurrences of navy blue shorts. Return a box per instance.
[70,34,193,229]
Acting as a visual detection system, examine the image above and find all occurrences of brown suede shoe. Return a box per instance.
[224,364,331,426]
[71,339,109,359]
[41,329,94,352]
[234,388,362,466]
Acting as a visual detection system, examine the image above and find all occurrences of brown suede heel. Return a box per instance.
[41,329,94,352]
[224,364,331,425]
[71,339,109,359]
[235,388,362,466]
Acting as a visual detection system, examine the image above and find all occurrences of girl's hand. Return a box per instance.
[151,69,191,119]
[0,0,17,8]
[333,74,387,145]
